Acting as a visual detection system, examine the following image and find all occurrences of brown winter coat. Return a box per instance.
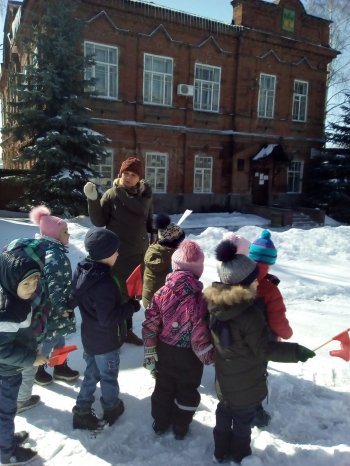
[204,282,299,409]
[142,242,175,308]
[87,178,153,283]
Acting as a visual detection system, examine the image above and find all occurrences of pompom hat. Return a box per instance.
[155,213,185,247]
[248,229,277,265]
[84,228,120,261]
[216,240,258,286]
[223,232,251,256]
[30,206,67,240]
[171,240,204,278]
[118,157,143,178]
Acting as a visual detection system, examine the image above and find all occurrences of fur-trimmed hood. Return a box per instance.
[113,177,152,198]
[204,282,256,322]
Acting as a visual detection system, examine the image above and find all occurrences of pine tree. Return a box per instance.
[304,97,350,223]
[2,0,110,216]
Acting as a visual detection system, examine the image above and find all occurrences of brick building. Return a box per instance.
[0,0,338,213]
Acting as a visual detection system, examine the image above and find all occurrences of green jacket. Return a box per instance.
[87,178,153,282]
[204,282,299,409]
[142,242,175,308]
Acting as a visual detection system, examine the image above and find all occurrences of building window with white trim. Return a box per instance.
[143,54,173,106]
[84,42,118,99]
[194,155,213,193]
[194,64,221,112]
[287,160,304,193]
[292,80,308,122]
[145,152,168,193]
[258,73,276,118]
[89,149,114,189]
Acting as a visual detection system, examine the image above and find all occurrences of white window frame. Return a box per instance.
[194,64,221,113]
[194,155,213,193]
[145,152,168,193]
[258,73,276,118]
[287,160,304,193]
[292,79,308,122]
[89,148,114,190]
[143,54,173,106]
[84,41,118,99]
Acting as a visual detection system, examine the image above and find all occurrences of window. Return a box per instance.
[145,152,168,193]
[194,155,213,193]
[287,160,304,193]
[258,73,276,118]
[84,42,118,99]
[143,54,173,106]
[194,64,220,112]
[89,149,113,189]
[292,80,308,122]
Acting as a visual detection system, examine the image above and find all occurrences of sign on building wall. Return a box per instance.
[282,8,296,33]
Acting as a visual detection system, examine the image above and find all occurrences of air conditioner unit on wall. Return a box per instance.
[177,84,194,96]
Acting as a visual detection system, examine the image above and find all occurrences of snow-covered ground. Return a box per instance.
[1,211,349,466]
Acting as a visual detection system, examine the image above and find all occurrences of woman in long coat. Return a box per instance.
[84,156,154,345]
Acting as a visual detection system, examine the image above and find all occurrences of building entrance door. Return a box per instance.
[252,170,269,205]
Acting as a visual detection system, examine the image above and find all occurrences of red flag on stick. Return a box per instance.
[48,344,78,367]
[126,264,143,298]
[313,328,350,361]
[329,329,350,361]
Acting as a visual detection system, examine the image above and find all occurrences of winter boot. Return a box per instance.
[0,445,37,466]
[103,399,125,426]
[14,431,29,446]
[173,424,189,440]
[34,364,53,386]
[53,361,80,382]
[125,329,143,346]
[72,406,106,431]
[152,420,170,435]
[213,428,232,463]
[17,395,41,413]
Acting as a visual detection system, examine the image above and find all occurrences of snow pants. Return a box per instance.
[151,340,203,429]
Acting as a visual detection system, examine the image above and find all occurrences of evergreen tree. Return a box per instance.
[304,97,350,223]
[2,0,110,216]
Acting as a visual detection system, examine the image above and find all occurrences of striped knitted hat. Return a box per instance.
[248,229,277,265]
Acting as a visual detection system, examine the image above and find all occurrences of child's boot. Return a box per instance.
[173,424,189,440]
[35,364,53,385]
[213,428,231,463]
[53,361,79,382]
[103,399,125,426]
[72,405,105,430]
[0,445,37,465]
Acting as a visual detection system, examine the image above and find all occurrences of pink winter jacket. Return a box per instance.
[142,270,215,365]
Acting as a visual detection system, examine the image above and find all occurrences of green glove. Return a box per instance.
[297,345,316,362]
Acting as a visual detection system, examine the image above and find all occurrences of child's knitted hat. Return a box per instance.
[223,232,251,256]
[248,229,277,265]
[84,228,120,261]
[155,213,185,248]
[172,240,204,278]
[30,206,67,240]
[118,157,143,178]
[216,240,258,286]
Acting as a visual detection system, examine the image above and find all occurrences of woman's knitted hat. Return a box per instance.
[223,232,251,256]
[248,229,277,265]
[84,228,120,261]
[30,206,67,240]
[155,213,185,248]
[216,240,258,286]
[118,157,143,178]
[172,240,204,278]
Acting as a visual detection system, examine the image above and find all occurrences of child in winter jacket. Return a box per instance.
[142,240,215,440]
[0,250,48,466]
[204,240,315,464]
[71,228,140,430]
[142,213,185,308]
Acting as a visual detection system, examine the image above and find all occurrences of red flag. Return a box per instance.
[329,329,350,361]
[48,344,78,367]
[126,264,143,298]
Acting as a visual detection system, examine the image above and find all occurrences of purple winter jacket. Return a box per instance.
[142,270,214,365]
